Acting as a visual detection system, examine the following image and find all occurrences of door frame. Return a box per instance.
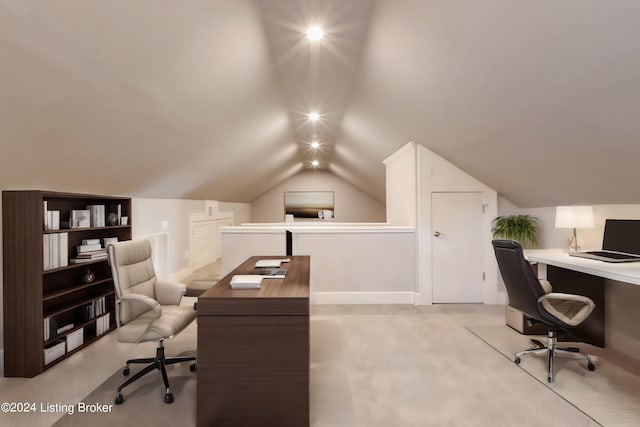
[417,189,499,306]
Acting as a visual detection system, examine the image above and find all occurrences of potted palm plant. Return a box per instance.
[491,214,539,248]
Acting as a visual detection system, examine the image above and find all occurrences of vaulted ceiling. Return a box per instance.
[2,1,640,207]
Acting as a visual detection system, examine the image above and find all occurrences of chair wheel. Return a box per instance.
[115,393,124,405]
[122,367,130,376]
[588,361,595,371]
[190,363,197,372]
[164,393,174,404]
[514,357,521,365]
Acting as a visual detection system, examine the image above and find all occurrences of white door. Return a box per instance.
[432,192,484,303]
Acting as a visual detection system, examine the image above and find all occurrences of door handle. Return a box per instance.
[434,231,445,237]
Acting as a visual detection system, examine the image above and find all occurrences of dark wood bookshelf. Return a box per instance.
[2,190,131,377]
[43,278,112,301]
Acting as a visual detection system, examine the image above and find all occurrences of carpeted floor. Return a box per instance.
[53,352,197,427]
[51,305,637,427]
[467,325,640,426]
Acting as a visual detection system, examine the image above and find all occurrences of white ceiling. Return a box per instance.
[2,1,640,207]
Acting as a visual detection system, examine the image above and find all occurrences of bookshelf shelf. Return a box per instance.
[43,278,112,301]
[43,259,108,274]
[2,190,132,377]
[43,328,115,369]
[43,313,114,346]
[44,290,115,318]
[43,225,131,234]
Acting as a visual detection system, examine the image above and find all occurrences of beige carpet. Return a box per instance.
[468,325,640,426]
[53,352,196,427]
[51,305,622,427]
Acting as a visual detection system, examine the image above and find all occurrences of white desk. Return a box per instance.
[520,249,640,348]
[526,249,640,286]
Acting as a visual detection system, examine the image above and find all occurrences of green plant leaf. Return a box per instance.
[491,214,539,248]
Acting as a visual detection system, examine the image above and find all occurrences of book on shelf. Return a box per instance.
[96,314,110,336]
[59,232,68,267]
[250,267,288,279]
[43,234,50,270]
[45,210,60,231]
[86,204,105,227]
[43,232,69,270]
[44,317,57,341]
[77,243,102,253]
[75,251,107,260]
[103,237,118,249]
[82,238,101,246]
[71,209,91,228]
[229,275,264,289]
[70,258,97,264]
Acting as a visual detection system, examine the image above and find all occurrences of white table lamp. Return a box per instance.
[555,205,594,251]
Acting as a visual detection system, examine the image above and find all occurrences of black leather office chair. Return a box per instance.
[492,239,596,382]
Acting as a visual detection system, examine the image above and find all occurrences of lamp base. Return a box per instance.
[567,229,580,252]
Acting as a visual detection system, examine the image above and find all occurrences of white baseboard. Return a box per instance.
[311,291,415,305]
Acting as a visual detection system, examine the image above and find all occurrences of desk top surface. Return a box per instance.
[526,249,640,286]
[197,255,310,316]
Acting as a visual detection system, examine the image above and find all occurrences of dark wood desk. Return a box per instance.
[196,255,310,427]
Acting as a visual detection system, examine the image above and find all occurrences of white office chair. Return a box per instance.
[107,239,196,404]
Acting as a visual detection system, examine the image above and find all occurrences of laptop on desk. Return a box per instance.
[570,219,640,263]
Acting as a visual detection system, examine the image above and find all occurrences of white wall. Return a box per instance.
[221,225,415,304]
[250,170,385,223]
[132,198,206,278]
[383,143,416,227]
[418,143,499,305]
[384,142,499,305]
[133,198,250,279]
[219,201,251,225]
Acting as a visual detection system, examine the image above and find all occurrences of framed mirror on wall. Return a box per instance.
[284,191,334,219]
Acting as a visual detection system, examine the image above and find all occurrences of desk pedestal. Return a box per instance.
[196,256,310,427]
[196,316,309,427]
[546,265,605,347]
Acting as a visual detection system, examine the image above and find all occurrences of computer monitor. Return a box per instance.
[602,219,640,255]
[286,230,293,256]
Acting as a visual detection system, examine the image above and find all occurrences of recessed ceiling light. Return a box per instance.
[306,26,324,41]
[310,141,320,149]
[308,112,320,121]
[311,160,319,167]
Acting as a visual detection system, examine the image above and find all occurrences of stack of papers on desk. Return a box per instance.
[229,275,263,289]
[255,259,289,268]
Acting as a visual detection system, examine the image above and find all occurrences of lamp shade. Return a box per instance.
[555,206,594,228]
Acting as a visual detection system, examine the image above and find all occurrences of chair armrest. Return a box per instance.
[537,292,595,326]
[155,279,187,305]
[538,292,594,307]
[118,294,162,318]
